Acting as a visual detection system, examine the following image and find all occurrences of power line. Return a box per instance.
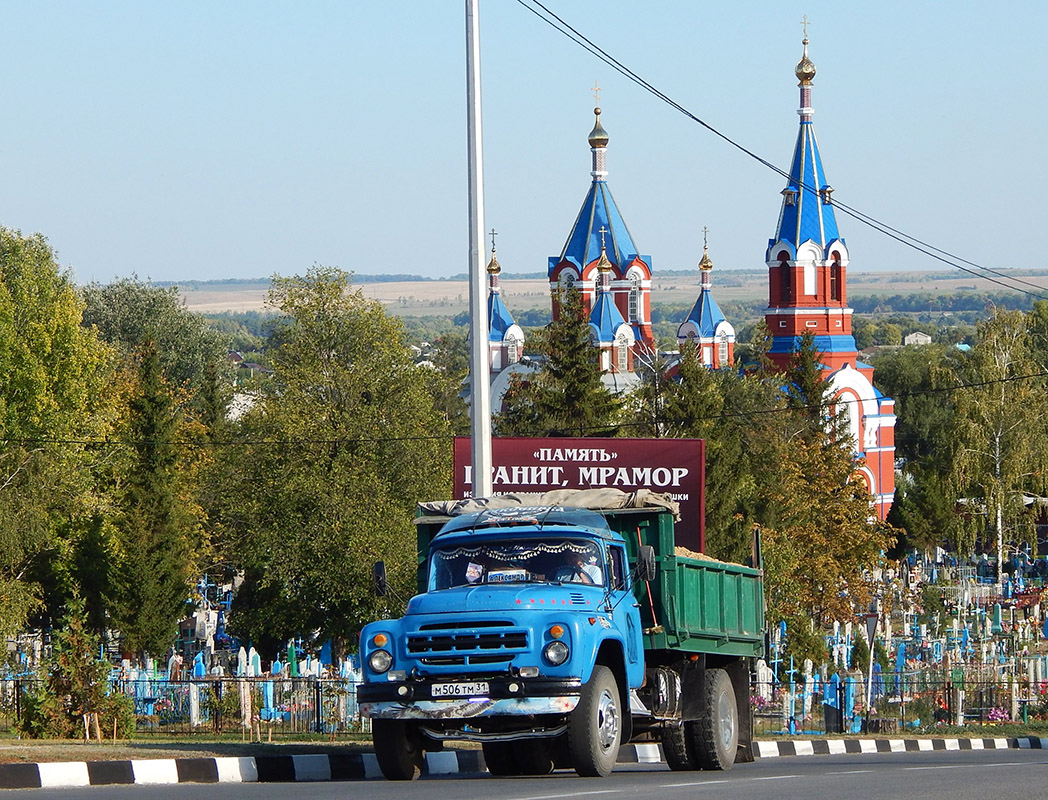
[514,0,1048,302]
[7,367,1046,449]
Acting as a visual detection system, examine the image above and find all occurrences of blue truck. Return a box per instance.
[357,490,765,779]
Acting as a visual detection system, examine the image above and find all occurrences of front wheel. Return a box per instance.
[372,719,423,781]
[693,668,738,771]
[568,664,622,777]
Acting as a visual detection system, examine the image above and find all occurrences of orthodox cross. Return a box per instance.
[591,81,601,105]
[702,226,709,249]
[598,225,608,250]
[489,227,497,252]
[800,15,810,38]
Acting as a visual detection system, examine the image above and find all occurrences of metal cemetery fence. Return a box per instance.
[752,673,1041,736]
[0,677,368,737]
[0,673,1041,738]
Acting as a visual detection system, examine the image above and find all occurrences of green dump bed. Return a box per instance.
[606,507,765,659]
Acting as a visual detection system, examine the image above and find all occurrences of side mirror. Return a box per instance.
[373,561,387,597]
[637,545,656,582]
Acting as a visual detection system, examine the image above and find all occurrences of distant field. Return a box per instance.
[177,270,1048,316]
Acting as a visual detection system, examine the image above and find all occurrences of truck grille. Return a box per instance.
[407,625,528,664]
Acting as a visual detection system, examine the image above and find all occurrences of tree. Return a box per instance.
[0,229,112,636]
[81,277,231,419]
[759,335,895,625]
[108,342,205,656]
[217,267,452,655]
[496,287,620,437]
[951,308,1048,582]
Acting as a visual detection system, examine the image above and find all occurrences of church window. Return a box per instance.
[820,185,834,204]
[616,333,629,372]
[718,334,729,366]
[507,338,518,363]
[628,274,641,322]
[781,187,797,206]
[830,252,842,301]
[778,252,791,302]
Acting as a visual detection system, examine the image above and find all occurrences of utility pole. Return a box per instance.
[465,0,492,497]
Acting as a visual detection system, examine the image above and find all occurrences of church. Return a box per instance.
[485,35,895,519]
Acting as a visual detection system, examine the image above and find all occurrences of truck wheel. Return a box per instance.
[372,719,423,780]
[516,739,556,775]
[568,665,621,777]
[482,741,520,776]
[693,669,738,771]
[662,722,697,771]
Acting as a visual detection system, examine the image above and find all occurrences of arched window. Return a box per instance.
[778,252,791,302]
[628,273,641,322]
[830,251,842,301]
[718,333,729,366]
[616,333,629,372]
[506,338,518,363]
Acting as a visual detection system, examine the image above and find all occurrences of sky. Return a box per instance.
[0,1,1045,285]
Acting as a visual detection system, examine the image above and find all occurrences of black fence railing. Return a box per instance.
[1,673,1041,738]
[751,676,1039,736]
[0,677,367,737]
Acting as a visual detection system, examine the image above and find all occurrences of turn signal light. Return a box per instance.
[549,624,565,639]
[373,633,389,647]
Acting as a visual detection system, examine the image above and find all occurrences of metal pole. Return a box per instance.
[465,0,492,498]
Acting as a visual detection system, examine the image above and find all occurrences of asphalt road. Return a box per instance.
[20,749,1048,800]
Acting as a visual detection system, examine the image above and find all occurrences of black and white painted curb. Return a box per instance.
[753,736,1048,758]
[1,738,1046,789]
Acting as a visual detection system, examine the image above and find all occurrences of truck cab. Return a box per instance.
[359,505,645,778]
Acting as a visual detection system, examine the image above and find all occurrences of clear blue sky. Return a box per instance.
[1,1,1044,285]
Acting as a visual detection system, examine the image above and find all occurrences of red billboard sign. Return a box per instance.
[453,437,705,551]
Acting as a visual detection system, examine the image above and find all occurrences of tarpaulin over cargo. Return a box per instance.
[417,488,680,521]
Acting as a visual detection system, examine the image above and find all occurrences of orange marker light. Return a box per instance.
[373,633,389,647]
[550,625,565,639]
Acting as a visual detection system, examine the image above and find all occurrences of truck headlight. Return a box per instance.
[369,649,393,673]
[543,640,569,666]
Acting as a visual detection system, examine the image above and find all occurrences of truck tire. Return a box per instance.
[693,668,738,771]
[372,719,422,780]
[482,741,520,776]
[568,665,621,777]
[516,739,556,775]
[662,722,697,771]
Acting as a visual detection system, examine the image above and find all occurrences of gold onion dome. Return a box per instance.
[698,244,714,271]
[596,244,613,272]
[588,107,609,148]
[486,248,501,274]
[795,38,816,84]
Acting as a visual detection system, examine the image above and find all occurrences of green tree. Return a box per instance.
[0,229,112,636]
[81,277,231,418]
[108,342,204,656]
[217,267,452,655]
[952,308,1048,580]
[496,287,620,437]
[19,596,134,739]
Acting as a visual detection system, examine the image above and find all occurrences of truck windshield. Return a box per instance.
[430,538,605,590]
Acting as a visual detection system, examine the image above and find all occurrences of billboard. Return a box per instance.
[453,437,705,551]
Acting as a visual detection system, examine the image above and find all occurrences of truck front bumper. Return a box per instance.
[358,677,582,720]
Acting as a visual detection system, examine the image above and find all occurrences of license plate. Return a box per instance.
[432,681,490,698]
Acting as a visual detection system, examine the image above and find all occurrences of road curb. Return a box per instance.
[0,738,1045,788]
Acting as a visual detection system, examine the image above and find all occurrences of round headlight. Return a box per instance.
[543,640,570,666]
[369,649,393,673]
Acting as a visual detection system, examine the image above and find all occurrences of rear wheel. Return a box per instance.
[482,741,520,776]
[372,719,423,780]
[515,739,556,775]
[693,669,738,771]
[568,665,622,777]
[662,722,697,771]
